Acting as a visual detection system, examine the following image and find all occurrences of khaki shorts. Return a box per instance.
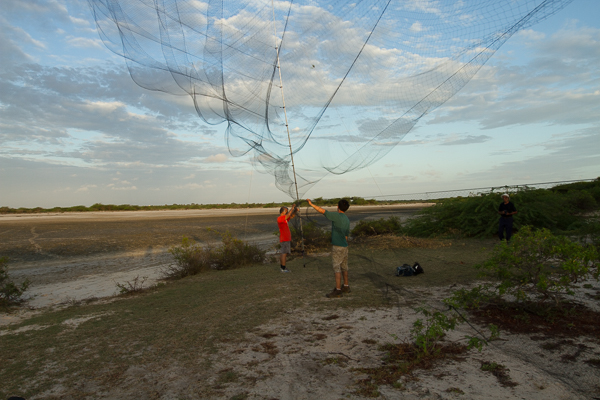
[280,241,291,254]
[332,245,348,273]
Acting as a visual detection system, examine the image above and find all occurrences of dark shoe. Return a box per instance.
[341,285,351,293]
[326,288,343,298]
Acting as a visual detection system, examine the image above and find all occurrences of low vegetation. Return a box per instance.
[0,196,404,214]
[0,257,29,308]
[448,227,598,311]
[164,231,266,279]
[345,178,600,240]
[352,216,402,237]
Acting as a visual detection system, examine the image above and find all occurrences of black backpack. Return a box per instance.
[395,262,424,277]
[412,262,424,275]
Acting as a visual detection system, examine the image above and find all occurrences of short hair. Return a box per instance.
[338,199,350,212]
[279,206,288,214]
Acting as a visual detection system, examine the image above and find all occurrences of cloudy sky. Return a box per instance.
[1,0,599,208]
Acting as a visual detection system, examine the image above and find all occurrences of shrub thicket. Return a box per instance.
[401,181,600,238]
[351,216,401,237]
[0,257,30,307]
[164,232,266,279]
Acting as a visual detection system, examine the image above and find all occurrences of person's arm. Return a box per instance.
[285,204,298,220]
[307,199,325,215]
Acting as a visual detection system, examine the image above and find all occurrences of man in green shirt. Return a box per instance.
[307,198,350,298]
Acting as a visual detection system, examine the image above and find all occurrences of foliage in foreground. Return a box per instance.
[164,231,266,279]
[355,306,498,396]
[448,226,599,311]
[401,180,600,238]
[0,257,30,307]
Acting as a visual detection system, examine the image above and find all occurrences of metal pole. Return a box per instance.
[272,1,305,254]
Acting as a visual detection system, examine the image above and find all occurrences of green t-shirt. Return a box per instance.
[324,210,350,247]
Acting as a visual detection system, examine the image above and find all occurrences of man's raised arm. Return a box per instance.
[307,199,325,215]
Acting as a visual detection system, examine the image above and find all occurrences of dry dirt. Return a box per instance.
[2,206,599,399]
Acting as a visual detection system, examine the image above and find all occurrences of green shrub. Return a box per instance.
[410,308,458,357]
[401,187,597,238]
[0,257,30,307]
[351,216,401,237]
[563,190,597,211]
[289,220,331,251]
[165,232,266,279]
[477,226,598,306]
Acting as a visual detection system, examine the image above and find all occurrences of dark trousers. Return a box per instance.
[498,218,513,241]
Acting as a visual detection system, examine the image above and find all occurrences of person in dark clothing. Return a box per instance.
[498,194,517,241]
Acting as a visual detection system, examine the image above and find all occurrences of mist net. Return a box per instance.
[89,0,572,199]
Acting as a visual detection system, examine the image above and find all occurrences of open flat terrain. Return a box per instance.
[1,205,599,399]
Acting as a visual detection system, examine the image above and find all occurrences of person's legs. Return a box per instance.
[505,219,513,242]
[328,246,345,297]
[498,219,505,240]
[280,241,291,271]
[335,272,342,289]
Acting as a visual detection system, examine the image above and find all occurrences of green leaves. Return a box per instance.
[477,226,598,306]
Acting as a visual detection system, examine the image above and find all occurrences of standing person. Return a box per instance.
[498,194,517,241]
[307,198,350,298]
[277,204,297,272]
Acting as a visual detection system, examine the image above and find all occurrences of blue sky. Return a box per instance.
[0,0,598,208]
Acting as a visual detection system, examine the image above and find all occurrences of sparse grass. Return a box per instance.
[480,361,517,387]
[0,256,30,308]
[0,237,492,399]
[115,275,150,295]
[164,231,266,279]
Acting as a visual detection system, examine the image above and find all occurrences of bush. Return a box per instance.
[476,226,598,306]
[289,220,331,252]
[351,216,401,237]
[0,257,30,307]
[401,187,598,238]
[164,232,266,279]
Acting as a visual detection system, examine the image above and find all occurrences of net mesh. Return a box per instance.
[89,0,573,199]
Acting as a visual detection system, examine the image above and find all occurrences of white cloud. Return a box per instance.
[204,153,228,163]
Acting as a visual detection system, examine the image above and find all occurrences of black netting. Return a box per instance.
[88,0,573,200]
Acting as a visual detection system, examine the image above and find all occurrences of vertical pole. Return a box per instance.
[272,1,305,254]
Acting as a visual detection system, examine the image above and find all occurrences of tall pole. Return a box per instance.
[272,1,305,254]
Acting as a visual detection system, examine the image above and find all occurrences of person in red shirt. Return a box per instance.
[277,204,298,272]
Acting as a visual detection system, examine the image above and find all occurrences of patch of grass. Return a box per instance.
[0,236,492,399]
[355,342,468,395]
[115,275,150,295]
[217,369,238,384]
[164,231,266,279]
[0,256,30,308]
[480,361,517,387]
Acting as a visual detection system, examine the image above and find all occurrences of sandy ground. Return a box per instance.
[2,206,599,399]
[197,284,600,400]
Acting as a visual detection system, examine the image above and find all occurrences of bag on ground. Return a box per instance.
[395,264,414,277]
[396,262,424,277]
[413,262,424,275]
